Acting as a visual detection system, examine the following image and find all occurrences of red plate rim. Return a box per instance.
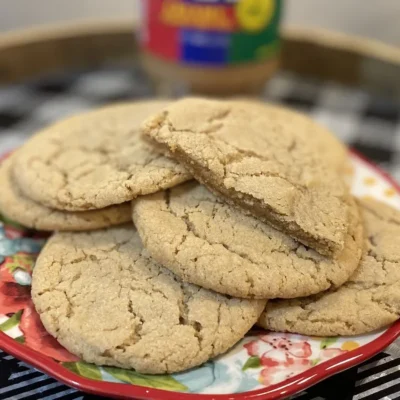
[0,149,399,400]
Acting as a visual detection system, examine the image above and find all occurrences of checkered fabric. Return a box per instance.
[0,65,399,400]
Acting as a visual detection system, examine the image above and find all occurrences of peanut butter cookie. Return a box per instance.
[14,101,191,211]
[258,199,400,336]
[0,155,131,231]
[31,226,265,374]
[132,182,363,299]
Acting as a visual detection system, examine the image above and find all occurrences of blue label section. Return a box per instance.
[181,29,230,65]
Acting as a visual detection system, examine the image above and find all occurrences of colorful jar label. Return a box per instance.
[140,0,282,66]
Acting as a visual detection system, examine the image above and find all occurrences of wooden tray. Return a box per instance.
[1,20,400,96]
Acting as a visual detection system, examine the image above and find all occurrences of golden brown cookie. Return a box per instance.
[31,226,265,374]
[231,99,349,173]
[142,98,349,256]
[258,199,400,336]
[0,155,131,231]
[132,182,363,299]
[14,101,191,211]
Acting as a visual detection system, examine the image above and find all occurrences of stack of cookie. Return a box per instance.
[1,98,399,375]
[0,101,190,232]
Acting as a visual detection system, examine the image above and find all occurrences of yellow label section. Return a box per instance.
[236,0,275,32]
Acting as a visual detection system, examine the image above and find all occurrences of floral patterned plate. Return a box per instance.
[1,151,400,400]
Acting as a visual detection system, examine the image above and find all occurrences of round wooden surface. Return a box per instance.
[0,20,400,96]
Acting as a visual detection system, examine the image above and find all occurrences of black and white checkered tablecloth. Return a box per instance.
[0,65,399,400]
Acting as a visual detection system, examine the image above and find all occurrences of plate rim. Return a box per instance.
[0,150,399,400]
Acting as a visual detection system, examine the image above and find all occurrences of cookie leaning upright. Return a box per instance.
[31,226,265,374]
[13,101,191,212]
[258,199,400,336]
[142,98,350,256]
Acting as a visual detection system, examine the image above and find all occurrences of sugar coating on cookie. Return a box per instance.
[258,199,400,336]
[132,182,363,299]
[0,155,131,231]
[31,227,265,374]
[142,98,349,257]
[231,99,349,173]
[14,101,191,211]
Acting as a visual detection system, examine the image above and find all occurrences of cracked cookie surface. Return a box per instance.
[0,155,131,231]
[14,101,191,211]
[142,98,349,256]
[31,226,265,374]
[257,199,400,336]
[132,182,363,299]
[230,99,349,173]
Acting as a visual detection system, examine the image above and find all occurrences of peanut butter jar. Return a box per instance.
[139,0,283,96]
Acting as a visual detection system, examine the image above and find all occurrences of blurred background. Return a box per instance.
[1,2,400,400]
[1,0,400,46]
